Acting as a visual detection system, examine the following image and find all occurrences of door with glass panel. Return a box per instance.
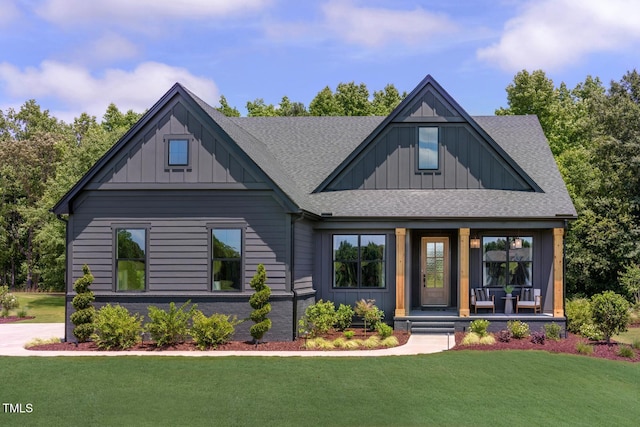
[420,237,449,306]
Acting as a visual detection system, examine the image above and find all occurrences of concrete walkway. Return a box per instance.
[0,323,455,357]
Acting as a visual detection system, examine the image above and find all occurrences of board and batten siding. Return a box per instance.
[314,230,396,320]
[328,123,531,192]
[92,98,262,187]
[69,191,289,293]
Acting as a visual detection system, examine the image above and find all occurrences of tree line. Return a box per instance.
[0,74,638,303]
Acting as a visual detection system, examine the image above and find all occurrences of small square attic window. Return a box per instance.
[168,139,189,166]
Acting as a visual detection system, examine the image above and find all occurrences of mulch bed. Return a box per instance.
[27,329,410,352]
[452,331,640,362]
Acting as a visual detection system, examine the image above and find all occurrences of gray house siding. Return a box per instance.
[92,98,262,187]
[65,190,294,341]
[328,123,531,192]
[314,230,396,323]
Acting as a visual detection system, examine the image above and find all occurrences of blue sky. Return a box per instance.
[0,0,638,123]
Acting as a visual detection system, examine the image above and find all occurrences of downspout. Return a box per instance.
[290,211,305,340]
[55,213,69,343]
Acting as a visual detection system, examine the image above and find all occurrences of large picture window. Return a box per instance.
[333,235,386,288]
[212,228,242,291]
[483,237,532,288]
[418,127,439,170]
[116,228,147,291]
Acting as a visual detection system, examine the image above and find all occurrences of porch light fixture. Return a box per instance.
[470,237,481,249]
[513,237,522,249]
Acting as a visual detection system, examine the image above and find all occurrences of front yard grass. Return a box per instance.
[13,293,65,323]
[614,326,640,345]
[1,351,639,426]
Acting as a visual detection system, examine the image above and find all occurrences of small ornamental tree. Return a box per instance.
[619,264,640,305]
[590,291,630,344]
[70,264,96,342]
[249,264,271,343]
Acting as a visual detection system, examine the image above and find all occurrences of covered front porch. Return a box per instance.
[392,227,567,333]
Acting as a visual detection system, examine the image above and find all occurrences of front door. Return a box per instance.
[420,237,450,306]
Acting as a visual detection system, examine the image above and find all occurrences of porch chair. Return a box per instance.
[470,288,495,314]
[516,288,542,314]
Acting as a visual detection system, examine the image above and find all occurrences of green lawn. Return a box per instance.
[12,293,65,323]
[615,327,640,345]
[1,351,639,427]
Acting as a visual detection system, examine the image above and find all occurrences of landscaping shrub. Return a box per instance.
[579,323,604,341]
[362,336,382,349]
[303,337,334,350]
[530,331,546,345]
[619,263,640,305]
[354,299,384,332]
[469,319,490,337]
[381,336,400,348]
[461,332,496,346]
[343,330,355,339]
[617,345,635,359]
[565,298,592,334]
[1,285,19,316]
[249,264,271,343]
[631,338,640,350]
[92,304,143,350]
[590,291,630,343]
[376,322,393,339]
[299,300,336,337]
[334,303,354,331]
[146,301,196,346]
[496,330,512,342]
[507,320,530,339]
[190,310,240,350]
[575,341,593,355]
[70,265,95,342]
[544,322,562,341]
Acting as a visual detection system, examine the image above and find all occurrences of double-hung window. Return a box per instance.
[115,228,147,291]
[482,237,532,288]
[212,228,243,291]
[333,234,386,288]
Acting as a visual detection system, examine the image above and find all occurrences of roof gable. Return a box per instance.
[315,75,542,193]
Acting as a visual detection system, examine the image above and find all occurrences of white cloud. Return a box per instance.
[0,0,21,26]
[321,0,458,47]
[477,0,640,71]
[86,33,139,63]
[0,60,218,123]
[36,0,270,27]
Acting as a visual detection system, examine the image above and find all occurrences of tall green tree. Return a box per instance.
[216,95,240,117]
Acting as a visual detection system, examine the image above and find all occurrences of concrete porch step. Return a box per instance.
[410,322,455,335]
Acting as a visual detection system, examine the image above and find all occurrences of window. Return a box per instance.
[168,139,189,166]
[418,127,439,170]
[212,228,242,291]
[482,237,532,288]
[116,228,147,291]
[333,235,386,288]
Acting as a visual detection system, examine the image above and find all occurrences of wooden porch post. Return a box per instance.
[395,228,406,317]
[553,228,565,317]
[459,228,470,317]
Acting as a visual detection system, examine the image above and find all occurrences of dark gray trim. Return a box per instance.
[314,219,569,230]
[87,182,273,191]
[164,134,192,169]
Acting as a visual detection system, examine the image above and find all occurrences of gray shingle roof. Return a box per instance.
[226,114,576,219]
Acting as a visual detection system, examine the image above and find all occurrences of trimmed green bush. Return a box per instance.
[566,298,592,334]
[591,291,630,343]
[190,310,240,350]
[249,264,272,343]
[146,301,196,346]
[343,330,355,339]
[544,322,562,341]
[1,285,19,316]
[334,303,354,331]
[71,265,95,342]
[617,345,635,358]
[507,320,530,339]
[579,323,604,341]
[92,304,143,350]
[299,300,336,337]
[376,322,393,339]
[575,341,593,355]
[469,319,490,337]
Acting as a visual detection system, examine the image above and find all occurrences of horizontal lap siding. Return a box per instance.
[70,191,289,293]
[293,219,315,291]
